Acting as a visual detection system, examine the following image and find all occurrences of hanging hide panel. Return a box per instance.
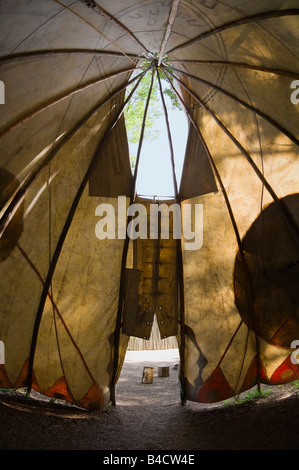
[89,114,132,197]
[122,240,156,341]
[154,248,178,339]
[153,202,178,339]
[122,267,148,338]
[179,122,218,199]
[122,200,178,340]
[34,194,127,409]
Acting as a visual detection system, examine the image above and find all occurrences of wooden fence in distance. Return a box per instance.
[127,314,178,351]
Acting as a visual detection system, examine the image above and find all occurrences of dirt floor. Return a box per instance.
[0,349,299,453]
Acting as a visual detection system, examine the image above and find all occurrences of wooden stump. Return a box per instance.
[158,366,169,377]
[142,367,154,384]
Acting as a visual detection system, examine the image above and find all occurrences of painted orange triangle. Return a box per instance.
[14,358,42,393]
[196,365,234,403]
[0,364,11,388]
[77,382,108,410]
[44,376,73,402]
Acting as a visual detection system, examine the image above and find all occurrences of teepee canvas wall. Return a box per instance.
[0,0,299,410]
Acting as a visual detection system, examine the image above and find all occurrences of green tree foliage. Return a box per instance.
[124,71,161,145]
[158,68,182,111]
[124,65,182,146]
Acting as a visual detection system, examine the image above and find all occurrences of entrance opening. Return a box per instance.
[116,339,181,408]
[117,63,188,405]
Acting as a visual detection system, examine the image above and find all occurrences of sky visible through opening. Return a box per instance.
[126,78,189,199]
